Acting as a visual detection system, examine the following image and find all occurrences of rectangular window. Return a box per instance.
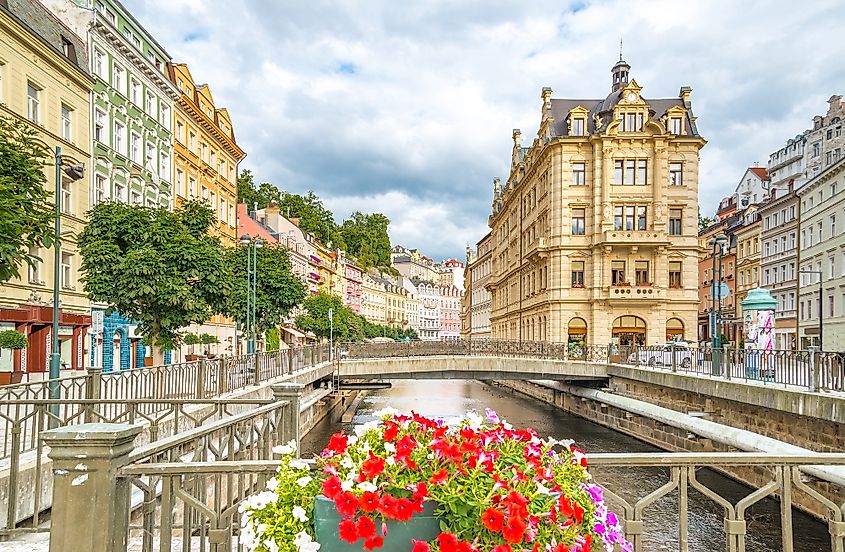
[113,120,125,155]
[669,162,683,186]
[145,91,156,118]
[571,208,585,235]
[201,142,208,162]
[614,159,647,185]
[130,78,140,105]
[130,133,142,162]
[94,48,106,79]
[611,261,626,285]
[94,109,107,142]
[60,252,72,289]
[637,159,647,184]
[219,197,226,221]
[830,295,835,317]
[669,261,682,288]
[614,206,623,230]
[832,214,837,236]
[176,121,184,144]
[114,180,125,203]
[210,191,216,212]
[625,159,635,184]
[571,261,585,287]
[94,174,107,204]
[27,83,39,123]
[669,208,683,236]
[27,246,40,283]
[625,206,635,231]
[159,152,169,179]
[571,118,585,136]
[201,186,208,200]
[670,117,682,134]
[160,105,170,130]
[60,104,72,141]
[131,190,141,205]
[572,162,586,185]
[145,142,155,167]
[188,177,196,198]
[60,179,72,214]
[112,64,124,93]
[635,261,649,285]
[637,206,647,230]
[622,112,643,132]
[831,258,836,279]
[0,62,4,104]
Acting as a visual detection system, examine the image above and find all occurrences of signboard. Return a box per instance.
[710,282,731,300]
[90,311,104,335]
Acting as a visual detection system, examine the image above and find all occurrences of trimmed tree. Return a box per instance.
[0,116,55,283]
[295,292,363,341]
[78,200,230,364]
[221,242,306,339]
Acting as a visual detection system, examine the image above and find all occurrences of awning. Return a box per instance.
[310,255,322,263]
[282,326,306,339]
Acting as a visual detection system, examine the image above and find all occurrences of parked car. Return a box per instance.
[628,342,694,369]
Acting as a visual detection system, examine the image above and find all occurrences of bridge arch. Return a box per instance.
[612,315,646,346]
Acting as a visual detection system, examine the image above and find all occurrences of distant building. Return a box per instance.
[416,282,441,341]
[438,286,462,339]
[805,96,845,180]
[463,233,492,340]
[735,167,770,209]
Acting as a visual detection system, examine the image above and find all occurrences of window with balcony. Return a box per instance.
[572,162,586,186]
[611,261,626,285]
[669,261,682,288]
[613,205,647,231]
[571,208,585,235]
[571,261,584,287]
[635,261,649,285]
[668,208,683,236]
[27,83,40,123]
[669,162,683,186]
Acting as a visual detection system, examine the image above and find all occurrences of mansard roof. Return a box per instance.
[2,0,88,75]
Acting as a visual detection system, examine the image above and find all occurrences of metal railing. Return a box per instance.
[108,452,845,552]
[341,339,610,362]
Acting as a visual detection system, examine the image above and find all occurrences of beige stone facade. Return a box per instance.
[462,232,492,340]
[488,60,705,347]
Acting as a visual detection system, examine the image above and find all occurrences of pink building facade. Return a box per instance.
[438,285,463,339]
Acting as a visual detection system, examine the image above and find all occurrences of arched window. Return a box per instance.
[611,315,647,346]
[568,317,587,358]
[667,318,685,341]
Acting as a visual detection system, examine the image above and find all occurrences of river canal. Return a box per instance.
[301,379,829,552]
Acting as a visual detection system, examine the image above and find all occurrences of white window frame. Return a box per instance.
[130,132,141,163]
[112,63,124,94]
[27,82,40,124]
[130,78,141,105]
[94,173,108,204]
[60,252,73,289]
[60,179,72,214]
[94,108,107,143]
[113,120,125,155]
[60,104,72,141]
[93,48,106,79]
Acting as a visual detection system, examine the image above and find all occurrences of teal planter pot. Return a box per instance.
[313,496,442,551]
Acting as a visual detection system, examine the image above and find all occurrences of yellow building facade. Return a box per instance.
[168,63,245,356]
[0,1,93,376]
[489,59,705,347]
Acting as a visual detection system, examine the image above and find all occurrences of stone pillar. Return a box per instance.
[272,383,305,455]
[84,366,102,422]
[42,423,142,552]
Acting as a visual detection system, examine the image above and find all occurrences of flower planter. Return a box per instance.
[313,496,441,551]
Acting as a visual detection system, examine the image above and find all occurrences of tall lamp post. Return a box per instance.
[50,146,84,396]
[708,232,729,374]
[798,269,823,350]
[239,235,263,354]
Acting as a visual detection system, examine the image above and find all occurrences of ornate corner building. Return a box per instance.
[488,59,705,347]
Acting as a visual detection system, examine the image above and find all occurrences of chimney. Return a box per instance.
[541,87,552,118]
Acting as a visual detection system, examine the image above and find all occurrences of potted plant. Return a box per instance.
[0,330,28,385]
[240,409,630,552]
[184,333,201,361]
[200,333,219,357]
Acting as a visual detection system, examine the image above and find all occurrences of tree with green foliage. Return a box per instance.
[295,292,363,341]
[277,191,339,246]
[222,242,306,336]
[338,212,391,270]
[698,211,715,232]
[78,200,230,363]
[0,116,56,284]
[0,330,28,351]
[237,170,283,210]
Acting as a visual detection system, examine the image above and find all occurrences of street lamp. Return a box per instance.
[708,232,729,374]
[798,269,823,350]
[239,235,263,354]
[50,146,84,398]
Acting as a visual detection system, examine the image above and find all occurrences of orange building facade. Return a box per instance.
[168,62,246,357]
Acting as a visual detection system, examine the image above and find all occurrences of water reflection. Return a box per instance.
[301,380,829,552]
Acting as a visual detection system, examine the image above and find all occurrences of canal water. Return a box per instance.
[301,380,830,552]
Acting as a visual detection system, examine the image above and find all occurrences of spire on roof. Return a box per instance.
[611,51,630,92]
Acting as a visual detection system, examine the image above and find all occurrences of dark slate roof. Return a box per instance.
[548,92,697,137]
[2,0,88,73]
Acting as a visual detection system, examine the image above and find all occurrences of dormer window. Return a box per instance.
[620,112,643,132]
[571,118,585,136]
[670,117,682,135]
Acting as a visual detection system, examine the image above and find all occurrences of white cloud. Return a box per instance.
[125,0,844,259]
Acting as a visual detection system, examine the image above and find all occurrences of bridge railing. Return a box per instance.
[341,339,610,362]
[40,447,845,552]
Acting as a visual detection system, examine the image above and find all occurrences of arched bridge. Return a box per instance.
[338,341,611,381]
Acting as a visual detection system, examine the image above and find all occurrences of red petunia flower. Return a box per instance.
[490,545,513,552]
[482,507,505,532]
[502,516,527,544]
[359,491,380,513]
[363,535,384,550]
[411,540,431,552]
[360,455,386,480]
[553,545,570,552]
[379,494,398,519]
[322,476,343,500]
[455,541,474,552]
[429,469,449,485]
[393,498,415,522]
[436,532,459,552]
[338,518,359,543]
[412,482,428,502]
[356,516,376,539]
[335,491,359,516]
[327,432,348,455]
[382,421,399,442]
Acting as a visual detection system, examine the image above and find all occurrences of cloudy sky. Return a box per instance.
[127,0,843,260]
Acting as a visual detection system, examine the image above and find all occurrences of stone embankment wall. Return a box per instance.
[494,378,844,520]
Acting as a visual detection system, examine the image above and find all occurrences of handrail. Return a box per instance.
[0,398,273,405]
[125,399,289,463]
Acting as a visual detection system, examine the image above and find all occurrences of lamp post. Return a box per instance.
[798,269,823,350]
[50,146,84,398]
[239,235,263,354]
[328,307,334,362]
[252,238,262,353]
[708,232,729,374]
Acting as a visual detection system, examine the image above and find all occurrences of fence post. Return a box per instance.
[723,345,731,380]
[253,354,261,385]
[809,346,818,392]
[288,347,295,374]
[272,383,305,455]
[671,345,678,373]
[84,366,102,423]
[217,358,226,396]
[41,423,142,552]
[196,359,206,398]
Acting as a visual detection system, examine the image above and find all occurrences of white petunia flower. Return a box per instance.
[445,416,464,427]
[266,477,279,492]
[292,505,309,522]
[341,479,354,491]
[357,481,377,492]
[347,435,359,446]
[272,443,295,456]
[373,406,399,418]
[264,539,279,552]
[385,455,396,466]
[384,442,396,453]
[296,476,313,487]
[340,456,354,469]
[289,459,309,470]
[535,481,551,495]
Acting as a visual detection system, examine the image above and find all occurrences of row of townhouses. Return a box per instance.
[698,95,845,351]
